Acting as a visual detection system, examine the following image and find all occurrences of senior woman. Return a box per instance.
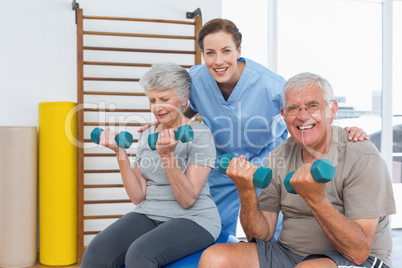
[81,63,221,268]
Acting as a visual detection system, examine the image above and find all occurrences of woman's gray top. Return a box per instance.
[133,121,221,239]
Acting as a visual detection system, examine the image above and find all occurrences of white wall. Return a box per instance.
[222,0,269,68]
[0,0,221,128]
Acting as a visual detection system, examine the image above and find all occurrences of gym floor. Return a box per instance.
[29,229,402,268]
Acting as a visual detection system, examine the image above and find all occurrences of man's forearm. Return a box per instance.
[239,190,273,242]
[307,198,374,265]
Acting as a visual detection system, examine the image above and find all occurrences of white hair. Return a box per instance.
[139,63,191,101]
[282,72,334,107]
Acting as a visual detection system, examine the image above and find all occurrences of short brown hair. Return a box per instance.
[197,18,242,51]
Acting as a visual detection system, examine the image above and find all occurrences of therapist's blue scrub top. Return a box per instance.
[189,57,288,237]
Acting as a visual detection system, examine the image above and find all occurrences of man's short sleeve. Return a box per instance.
[343,154,396,219]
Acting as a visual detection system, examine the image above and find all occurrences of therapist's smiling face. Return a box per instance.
[201,31,242,87]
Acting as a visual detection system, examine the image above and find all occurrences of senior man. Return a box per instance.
[198,72,396,268]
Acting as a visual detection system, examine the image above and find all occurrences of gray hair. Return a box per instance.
[282,72,334,107]
[139,63,191,101]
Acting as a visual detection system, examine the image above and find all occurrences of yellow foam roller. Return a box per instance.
[39,102,77,266]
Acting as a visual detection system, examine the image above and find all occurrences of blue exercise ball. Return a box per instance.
[120,231,238,268]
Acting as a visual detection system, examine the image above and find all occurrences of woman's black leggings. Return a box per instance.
[81,212,215,268]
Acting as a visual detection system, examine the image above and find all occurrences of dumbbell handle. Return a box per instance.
[90,128,133,149]
[148,125,194,151]
[284,159,335,194]
[218,154,272,189]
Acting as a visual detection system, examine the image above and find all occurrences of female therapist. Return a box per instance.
[139,18,368,238]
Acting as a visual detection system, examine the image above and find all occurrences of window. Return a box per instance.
[278,0,382,118]
[393,1,402,178]
[392,0,402,228]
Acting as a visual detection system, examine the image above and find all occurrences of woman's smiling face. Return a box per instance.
[201,31,242,86]
[148,88,188,129]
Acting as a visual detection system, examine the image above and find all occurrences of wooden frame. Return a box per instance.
[75,8,202,263]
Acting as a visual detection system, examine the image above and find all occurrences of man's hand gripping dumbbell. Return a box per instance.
[284,159,336,195]
[219,153,272,189]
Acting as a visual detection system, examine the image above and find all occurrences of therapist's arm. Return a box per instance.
[184,106,198,119]
[137,121,160,133]
[137,106,198,133]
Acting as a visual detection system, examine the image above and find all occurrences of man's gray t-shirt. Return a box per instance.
[258,125,396,267]
[133,121,221,239]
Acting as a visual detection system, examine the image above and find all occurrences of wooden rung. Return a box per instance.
[84,231,100,235]
[84,199,131,204]
[84,61,193,69]
[84,184,124,188]
[84,77,140,82]
[83,31,195,40]
[84,61,151,67]
[84,108,150,112]
[84,153,137,157]
[83,16,195,25]
[84,169,121,173]
[84,122,145,127]
[83,46,195,55]
[83,91,146,96]
[84,215,124,220]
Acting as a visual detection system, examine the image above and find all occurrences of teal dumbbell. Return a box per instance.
[284,159,336,194]
[218,153,272,189]
[90,128,133,149]
[147,125,194,151]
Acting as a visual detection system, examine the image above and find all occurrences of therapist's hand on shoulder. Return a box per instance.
[344,126,370,142]
[137,121,160,133]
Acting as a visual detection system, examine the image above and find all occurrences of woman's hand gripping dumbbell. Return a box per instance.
[90,128,133,149]
[284,159,336,194]
[218,153,272,189]
[147,125,194,150]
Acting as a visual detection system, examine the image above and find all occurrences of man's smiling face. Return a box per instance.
[281,84,338,154]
